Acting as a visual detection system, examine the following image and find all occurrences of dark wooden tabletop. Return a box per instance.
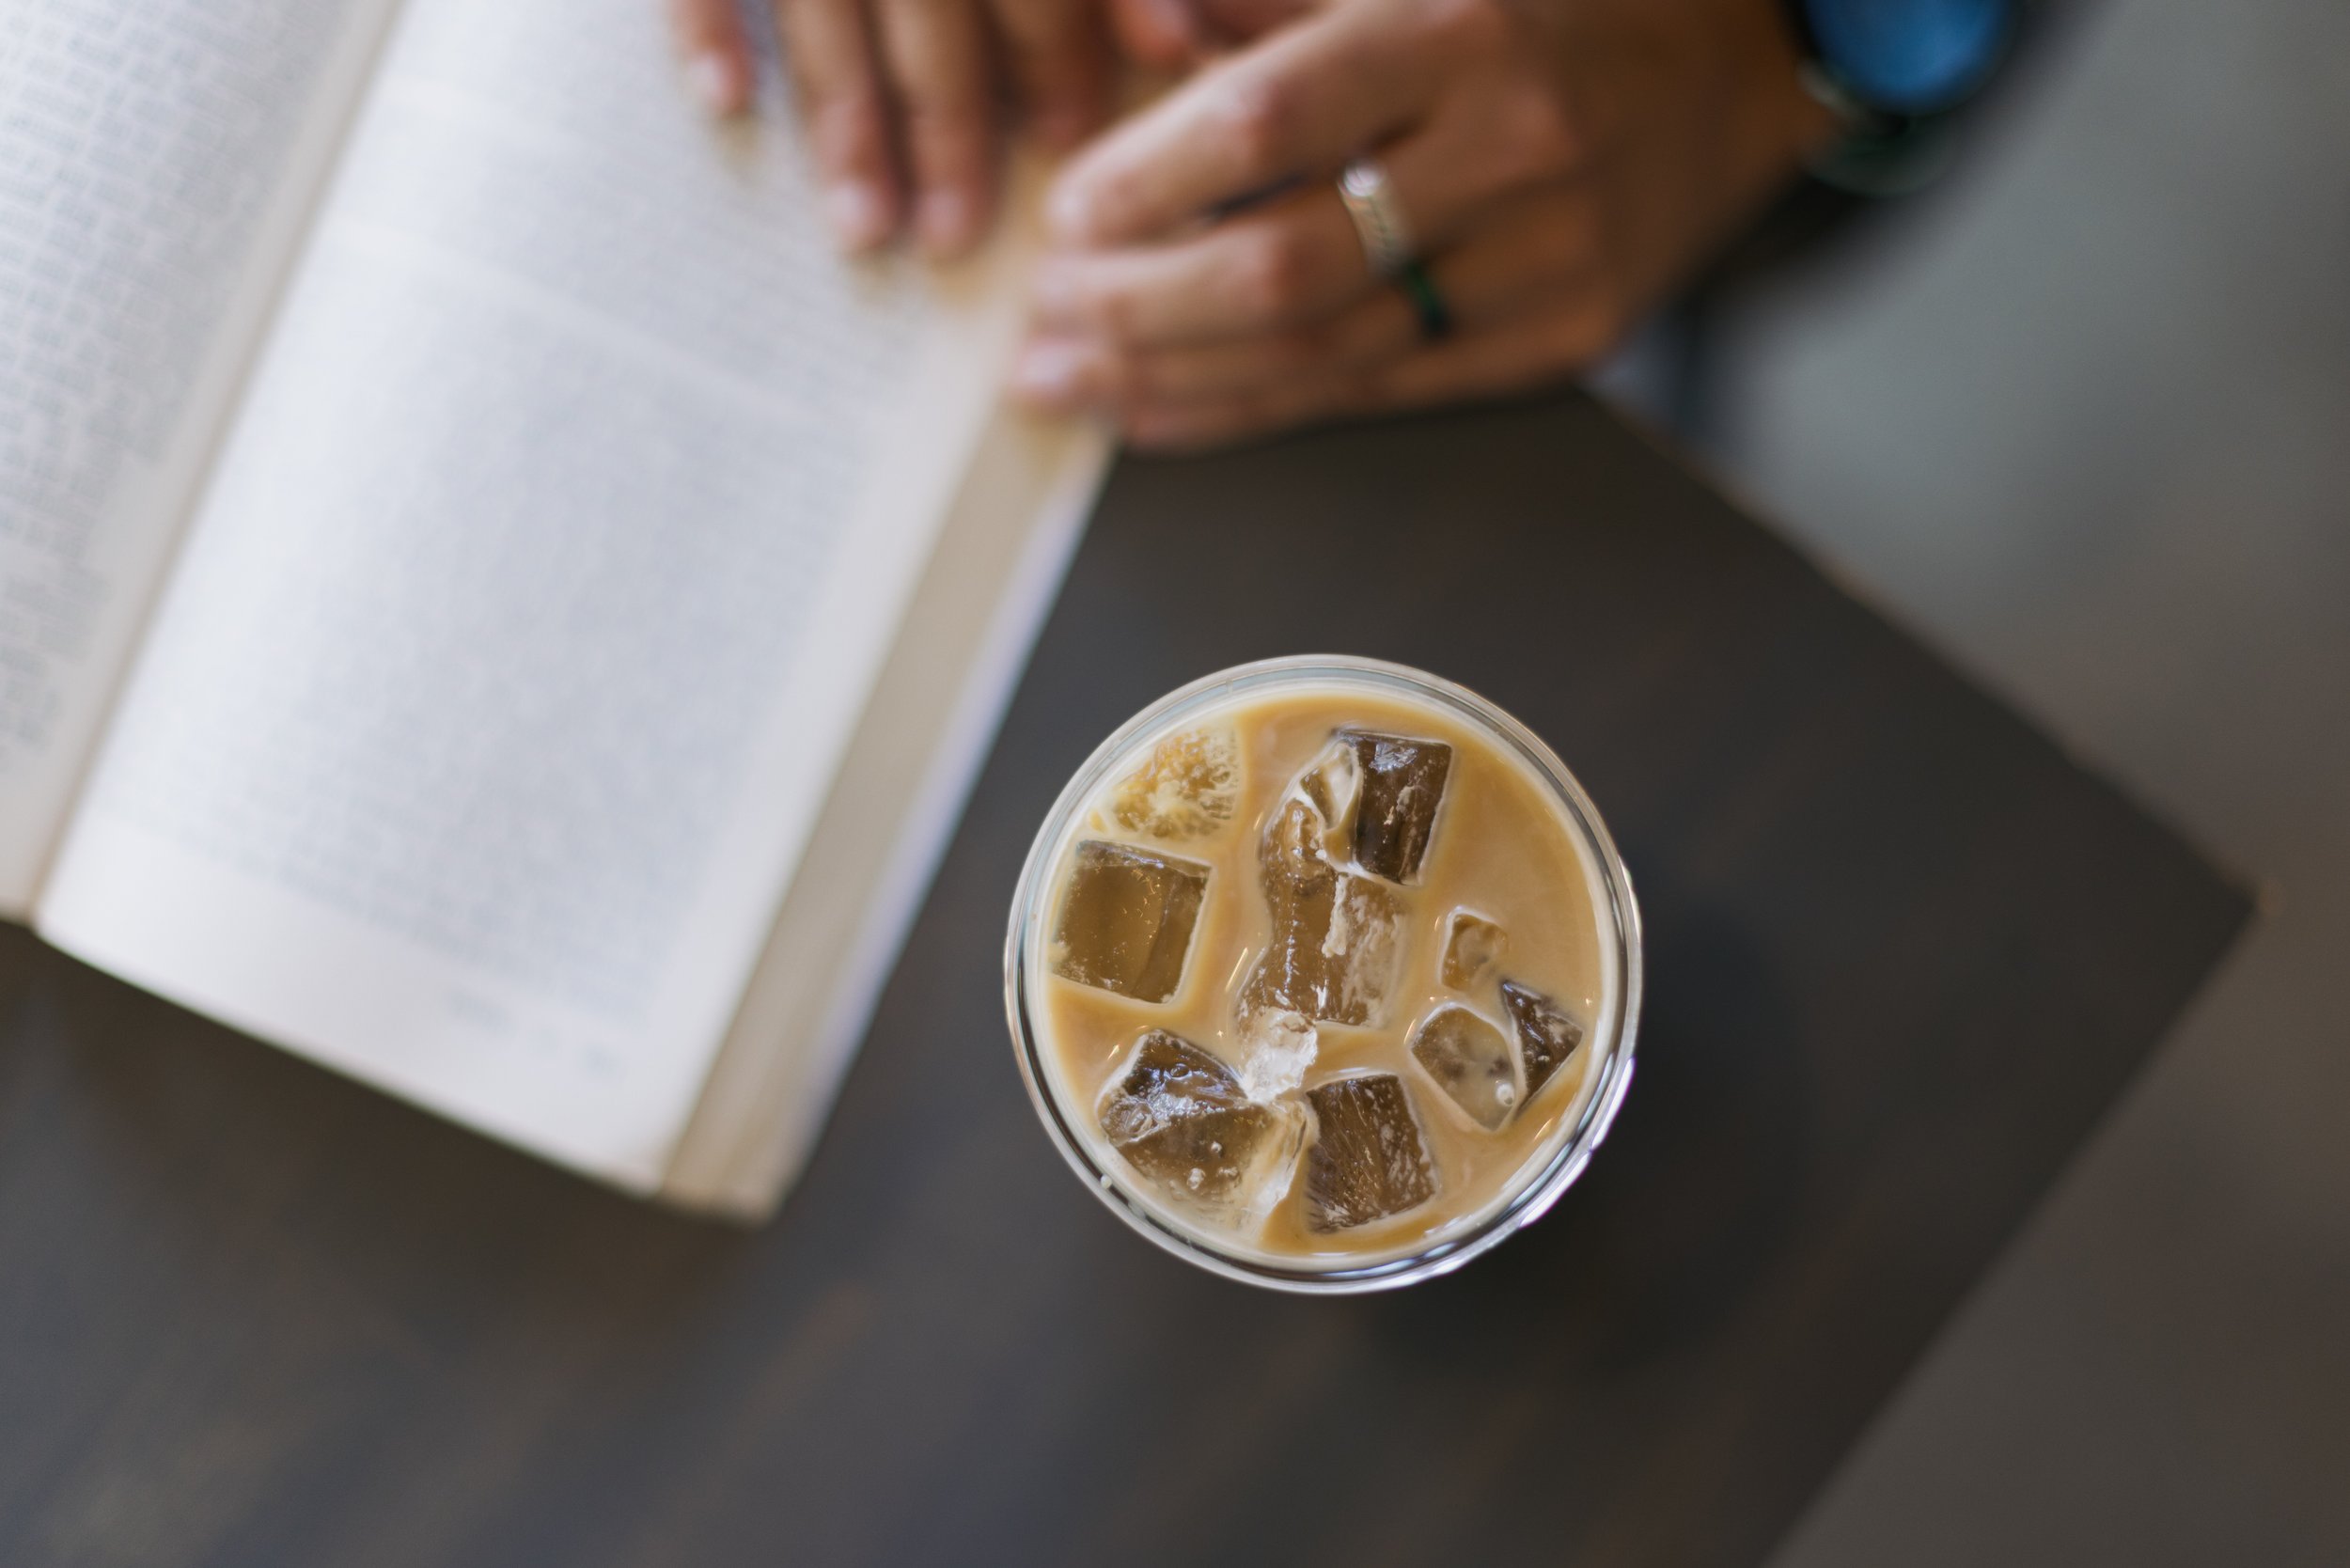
[0,393,2247,1568]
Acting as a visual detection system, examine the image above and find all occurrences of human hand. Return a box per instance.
[1010,0,1839,447]
[670,0,1120,255]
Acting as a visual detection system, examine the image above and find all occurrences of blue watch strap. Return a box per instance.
[1794,0,2014,118]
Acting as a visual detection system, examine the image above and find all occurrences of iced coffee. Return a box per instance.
[1009,658,1639,1287]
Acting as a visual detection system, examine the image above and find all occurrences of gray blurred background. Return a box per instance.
[1609,0,2349,1559]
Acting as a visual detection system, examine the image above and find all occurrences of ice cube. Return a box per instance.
[1242,801,1403,1027]
[1304,1074,1439,1231]
[1099,1030,1302,1222]
[1294,738,1360,859]
[1236,1008,1318,1102]
[1440,910,1508,990]
[1340,730,1453,884]
[1499,980,1586,1100]
[1049,839,1210,1002]
[1408,1005,1519,1131]
[1107,725,1240,840]
[1261,794,1328,889]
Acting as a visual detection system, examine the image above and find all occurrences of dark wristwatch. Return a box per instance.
[1784,0,2019,195]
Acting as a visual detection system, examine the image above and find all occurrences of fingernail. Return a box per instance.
[917,189,979,256]
[825,182,890,252]
[685,52,743,118]
[1009,340,1089,407]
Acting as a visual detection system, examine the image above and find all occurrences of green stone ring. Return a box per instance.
[1398,260,1453,342]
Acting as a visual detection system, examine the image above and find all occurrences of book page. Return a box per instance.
[0,0,399,912]
[35,0,1072,1188]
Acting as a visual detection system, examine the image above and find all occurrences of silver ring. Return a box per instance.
[1337,157,1415,279]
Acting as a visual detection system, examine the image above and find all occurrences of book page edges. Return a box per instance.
[657,406,1110,1219]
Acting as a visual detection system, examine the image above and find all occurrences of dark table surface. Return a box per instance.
[0,393,2247,1567]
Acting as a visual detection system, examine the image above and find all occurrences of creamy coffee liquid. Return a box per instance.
[1033,683,1613,1268]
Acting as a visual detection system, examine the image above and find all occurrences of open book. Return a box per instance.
[1,0,1109,1215]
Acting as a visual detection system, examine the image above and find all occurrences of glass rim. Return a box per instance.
[1004,654,1643,1294]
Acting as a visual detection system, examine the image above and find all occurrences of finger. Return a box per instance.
[1119,287,1618,450]
[873,0,998,257]
[1010,304,1398,410]
[1011,292,1406,412]
[1032,172,1594,358]
[993,0,1113,149]
[1046,2,1441,246]
[774,0,899,249]
[1032,185,1367,345]
[671,0,756,117]
[1009,181,1601,416]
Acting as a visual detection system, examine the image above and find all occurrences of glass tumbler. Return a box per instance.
[1005,655,1641,1293]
